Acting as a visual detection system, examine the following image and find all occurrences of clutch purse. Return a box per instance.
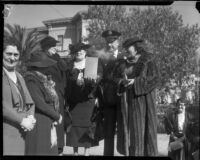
[169,140,183,151]
[192,150,199,160]
[51,124,57,148]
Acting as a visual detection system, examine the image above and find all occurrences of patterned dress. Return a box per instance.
[65,67,96,148]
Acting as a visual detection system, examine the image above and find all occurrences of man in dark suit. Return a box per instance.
[96,30,122,156]
[40,36,68,155]
[164,99,186,160]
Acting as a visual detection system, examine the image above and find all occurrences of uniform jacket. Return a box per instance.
[95,47,123,107]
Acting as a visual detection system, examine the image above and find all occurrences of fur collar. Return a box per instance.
[24,71,59,111]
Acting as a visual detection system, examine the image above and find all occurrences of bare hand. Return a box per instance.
[48,47,57,56]
[58,114,62,125]
[126,79,134,87]
[76,78,84,86]
[96,75,102,83]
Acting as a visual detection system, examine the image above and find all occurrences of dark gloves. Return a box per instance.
[84,78,96,88]
[51,53,60,61]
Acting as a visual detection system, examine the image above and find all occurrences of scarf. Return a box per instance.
[3,68,34,112]
[35,71,59,112]
[26,71,60,112]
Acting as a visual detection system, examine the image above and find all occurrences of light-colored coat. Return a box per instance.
[3,69,35,155]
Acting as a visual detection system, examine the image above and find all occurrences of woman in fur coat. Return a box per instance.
[114,38,159,156]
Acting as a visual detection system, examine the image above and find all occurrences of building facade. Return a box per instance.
[32,11,89,57]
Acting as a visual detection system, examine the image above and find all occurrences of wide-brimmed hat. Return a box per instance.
[123,37,143,49]
[26,52,57,68]
[70,43,91,54]
[40,36,59,49]
[102,30,121,43]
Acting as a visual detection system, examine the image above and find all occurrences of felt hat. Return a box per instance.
[70,42,91,54]
[122,37,143,49]
[40,36,59,49]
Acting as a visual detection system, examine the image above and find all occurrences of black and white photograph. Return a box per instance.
[2,1,200,158]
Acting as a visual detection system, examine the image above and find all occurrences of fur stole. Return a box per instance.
[24,71,59,112]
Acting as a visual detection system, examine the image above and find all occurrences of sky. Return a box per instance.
[4,2,200,28]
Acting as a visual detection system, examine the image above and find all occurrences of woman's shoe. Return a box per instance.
[84,149,90,156]
[74,152,78,156]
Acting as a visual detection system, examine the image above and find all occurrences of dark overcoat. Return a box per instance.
[47,53,68,150]
[164,108,186,160]
[94,48,123,155]
[184,106,199,160]
[3,69,35,155]
[114,51,159,156]
[24,71,60,155]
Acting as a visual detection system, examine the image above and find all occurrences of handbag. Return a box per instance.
[192,150,199,160]
[51,124,57,148]
[90,100,104,142]
[169,141,183,151]
[169,136,184,151]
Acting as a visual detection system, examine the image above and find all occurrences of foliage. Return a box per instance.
[86,5,200,91]
[4,23,46,74]
[86,5,128,49]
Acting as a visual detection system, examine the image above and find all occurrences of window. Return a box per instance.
[57,35,63,47]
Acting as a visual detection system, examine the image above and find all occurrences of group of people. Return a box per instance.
[3,29,160,156]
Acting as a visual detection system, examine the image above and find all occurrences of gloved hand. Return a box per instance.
[84,78,96,87]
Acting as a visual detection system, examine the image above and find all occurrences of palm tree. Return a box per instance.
[4,23,46,74]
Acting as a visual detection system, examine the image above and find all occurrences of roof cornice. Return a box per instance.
[42,11,88,27]
[43,17,73,26]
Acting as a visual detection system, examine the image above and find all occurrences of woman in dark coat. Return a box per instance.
[24,52,62,155]
[40,36,68,155]
[114,38,159,156]
[65,43,97,156]
[3,43,36,155]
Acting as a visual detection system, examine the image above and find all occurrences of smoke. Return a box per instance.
[87,45,113,60]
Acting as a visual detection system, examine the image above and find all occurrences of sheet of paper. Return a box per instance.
[84,57,98,79]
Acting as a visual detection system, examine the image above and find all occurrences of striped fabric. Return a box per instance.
[116,53,159,156]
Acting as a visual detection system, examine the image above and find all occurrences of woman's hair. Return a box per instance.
[3,42,19,52]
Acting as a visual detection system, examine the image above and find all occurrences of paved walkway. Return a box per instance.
[63,133,169,156]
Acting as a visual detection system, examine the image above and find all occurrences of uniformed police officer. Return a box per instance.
[96,30,122,156]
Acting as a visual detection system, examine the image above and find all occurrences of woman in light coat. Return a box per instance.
[3,43,36,155]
